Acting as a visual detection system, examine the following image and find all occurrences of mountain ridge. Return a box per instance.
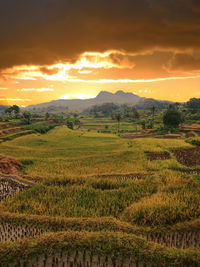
[24,90,172,112]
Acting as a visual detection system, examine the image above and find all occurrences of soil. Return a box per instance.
[146,152,170,161]
[0,156,21,176]
[172,147,200,167]
[0,127,24,137]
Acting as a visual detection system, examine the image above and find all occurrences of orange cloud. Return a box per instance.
[0,50,137,81]
[2,50,200,83]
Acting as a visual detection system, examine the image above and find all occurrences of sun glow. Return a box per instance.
[1,49,200,106]
[0,98,31,101]
[19,88,54,92]
[60,93,95,100]
[1,50,137,81]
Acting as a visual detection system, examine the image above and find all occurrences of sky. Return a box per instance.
[0,0,200,106]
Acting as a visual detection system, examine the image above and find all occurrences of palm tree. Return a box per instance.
[115,113,121,133]
[151,106,156,128]
[23,112,31,124]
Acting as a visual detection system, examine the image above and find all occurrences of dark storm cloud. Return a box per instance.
[0,0,200,69]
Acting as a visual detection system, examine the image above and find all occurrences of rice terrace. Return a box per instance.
[0,98,200,266]
[1,1,200,266]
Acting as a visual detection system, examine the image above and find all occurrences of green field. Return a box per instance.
[0,126,192,178]
[1,122,200,265]
[1,126,200,227]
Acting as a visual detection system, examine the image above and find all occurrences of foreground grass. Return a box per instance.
[1,177,158,217]
[122,173,200,226]
[1,231,200,266]
[1,170,200,227]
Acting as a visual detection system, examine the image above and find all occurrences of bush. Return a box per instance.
[156,126,180,134]
[186,113,200,121]
[163,107,184,128]
[66,120,74,130]
[26,122,55,134]
[186,137,200,146]
[19,159,34,172]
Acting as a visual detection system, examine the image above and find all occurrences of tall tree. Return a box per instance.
[5,105,20,118]
[12,105,20,118]
[115,113,121,133]
[23,112,32,124]
[163,105,184,128]
[45,112,50,120]
[151,105,156,128]
[186,98,200,113]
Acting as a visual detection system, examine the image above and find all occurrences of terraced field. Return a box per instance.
[1,126,200,266]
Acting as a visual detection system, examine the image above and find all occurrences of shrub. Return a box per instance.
[163,107,184,128]
[26,122,55,134]
[186,137,200,146]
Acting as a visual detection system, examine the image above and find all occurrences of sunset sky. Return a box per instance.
[0,0,200,106]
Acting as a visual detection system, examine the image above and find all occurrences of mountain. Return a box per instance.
[0,105,8,115]
[96,90,140,103]
[25,90,172,112]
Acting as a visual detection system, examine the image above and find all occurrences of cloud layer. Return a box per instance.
[1,0,200,106]
[0,0,200,70]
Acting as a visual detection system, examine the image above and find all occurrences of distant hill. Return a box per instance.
[0,105,8,115]
[95,90,141,104]
[25,90,172,112]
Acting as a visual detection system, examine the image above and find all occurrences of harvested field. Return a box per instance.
[0,222,45,242]
[0,175,32,201]
[172,147,200,167]
[0,127,24,137]
[145,231,200,249]
[0,123,12,130]
[0,156,21,176]
[146,152,170,161]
